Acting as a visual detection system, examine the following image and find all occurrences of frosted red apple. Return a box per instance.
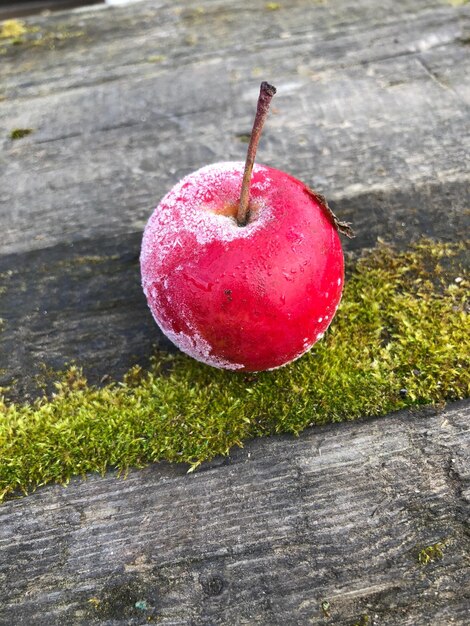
[140,161,345,371]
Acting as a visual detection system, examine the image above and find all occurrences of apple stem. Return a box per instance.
[237,81,277,226]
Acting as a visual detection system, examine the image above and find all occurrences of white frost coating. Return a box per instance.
[160,324,245,371]
[141,162,274,272]
[140,161,275,370]
[251,179,272,192]
[146,291,245,370]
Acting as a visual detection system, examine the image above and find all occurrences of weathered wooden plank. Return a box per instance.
[1,0,469,255]
[0,232,163,398]
[0,401,469,625]
[0,1,104,21]
[1,0,469,396]
[0,2,469,623]
[1,201,469,401]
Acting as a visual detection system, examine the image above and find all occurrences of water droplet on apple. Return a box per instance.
[183,272,214,292]
[280,294,286,304]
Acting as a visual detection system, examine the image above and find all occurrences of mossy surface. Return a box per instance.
[0,17,84,54]
[10,128,33,140]
[0,240,468,502]
[0,19,28,39]
[417,541,446,565]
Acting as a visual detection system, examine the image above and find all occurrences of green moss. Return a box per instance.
[321,600,331,618]
[0,19,28,39]
[10,128,33,140]
[33,28,85,50]
[0,240,468,502]
[0,18,84,52]
[417,541,446,565]
[0,18,39,47]
[236,133,252,143]
[147,54,166,63]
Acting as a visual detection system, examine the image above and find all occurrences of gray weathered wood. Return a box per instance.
[1,0,469,254]
[0,1,469,623]
[0,233,163,398]
[1,402,469,625]
[0,1,104,21]
[1,0,469,397]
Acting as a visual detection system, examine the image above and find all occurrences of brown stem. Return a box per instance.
[237,81,277,226]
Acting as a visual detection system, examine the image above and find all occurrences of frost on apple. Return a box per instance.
[141,162,274,269]
[140,161,345,372]
[141,162,276,371]
[140,82,350,371]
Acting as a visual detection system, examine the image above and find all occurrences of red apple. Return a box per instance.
[140,83,352,371]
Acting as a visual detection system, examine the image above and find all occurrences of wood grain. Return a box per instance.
[1,0,469,256]
[0,1,469,622]
[0,402,469,625]
[1,0,469,396]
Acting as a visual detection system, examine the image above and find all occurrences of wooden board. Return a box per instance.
[0,1,104,21]
[0,0,469,623]
[1,0,469,396]
[1,402,469,625]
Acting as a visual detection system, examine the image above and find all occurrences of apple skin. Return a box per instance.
[140,161,344,372]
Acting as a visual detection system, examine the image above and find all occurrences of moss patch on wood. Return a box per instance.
[0,19,28,39]
[0,240,468,502]
[417,541,446,565]
[10,128,33,140]
[0,17,84,54]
